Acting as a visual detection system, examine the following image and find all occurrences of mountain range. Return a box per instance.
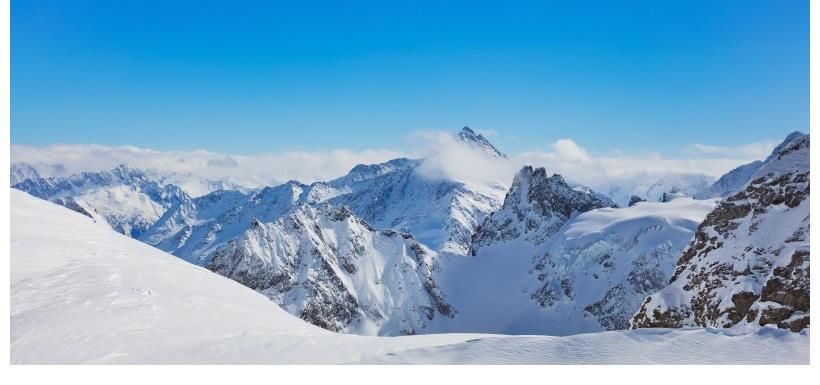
[10,127,809,336]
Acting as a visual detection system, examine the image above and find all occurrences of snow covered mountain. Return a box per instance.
[322,158,506,255]
[138,154,499,334]
[10,162,40,185]
[456,126,508,159]
[632,133,809,332]
[143,169,257,197]
[208,203,454,335]
[529,198,716,331]
[422,166,715,335]
[471,166,617,253]
[144,130,507,263]
[139,181,300,264]
[12,189,807,364]
[694,131,805,199]
[13,164,189,238]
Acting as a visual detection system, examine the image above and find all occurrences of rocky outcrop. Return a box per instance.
[628,195,645,207]
[471,166,616,253]
[632,133,809,332]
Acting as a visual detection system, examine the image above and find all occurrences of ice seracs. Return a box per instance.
[632,133,809,332]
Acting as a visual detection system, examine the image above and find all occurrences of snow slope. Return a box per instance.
[9,188,473,363]
[365,327,808,364]
[10,189,808,364]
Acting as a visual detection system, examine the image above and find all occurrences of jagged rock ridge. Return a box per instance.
[207,203,454,335]
[632,133,810,332]
[471,166,617,253]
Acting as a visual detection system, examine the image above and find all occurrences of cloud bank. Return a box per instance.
[11,131,779,202]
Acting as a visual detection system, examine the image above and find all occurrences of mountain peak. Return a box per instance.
[765,131,807,163]
[471,165,615,252]
[456,126,508,159]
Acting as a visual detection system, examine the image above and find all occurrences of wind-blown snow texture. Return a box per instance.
[10,190,808,364]
[633,133,810,332]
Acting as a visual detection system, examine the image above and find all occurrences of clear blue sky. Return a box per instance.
[12,0,808,154]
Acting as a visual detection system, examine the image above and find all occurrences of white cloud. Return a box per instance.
[689,141,779,159]
[11,131,780,202]
[10,144,409,194]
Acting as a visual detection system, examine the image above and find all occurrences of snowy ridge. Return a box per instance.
[208,203,454,335]
[633,133,810,332]
[139,181,303,264]
[323,161,506,255]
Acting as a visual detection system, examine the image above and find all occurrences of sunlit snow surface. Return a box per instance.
[10,190,808,364]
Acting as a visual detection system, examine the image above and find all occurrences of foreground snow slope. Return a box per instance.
[366,327,808,364]
[10,190,808,364]
[10,189,473,363]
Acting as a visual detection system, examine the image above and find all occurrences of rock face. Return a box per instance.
[471,166,616,253]
[13,164,188,238]
[207,203,454,335]
[632,133,809,332]
[628,195,646,207]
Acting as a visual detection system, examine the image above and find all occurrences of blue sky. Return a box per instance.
[12,0,808,155]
